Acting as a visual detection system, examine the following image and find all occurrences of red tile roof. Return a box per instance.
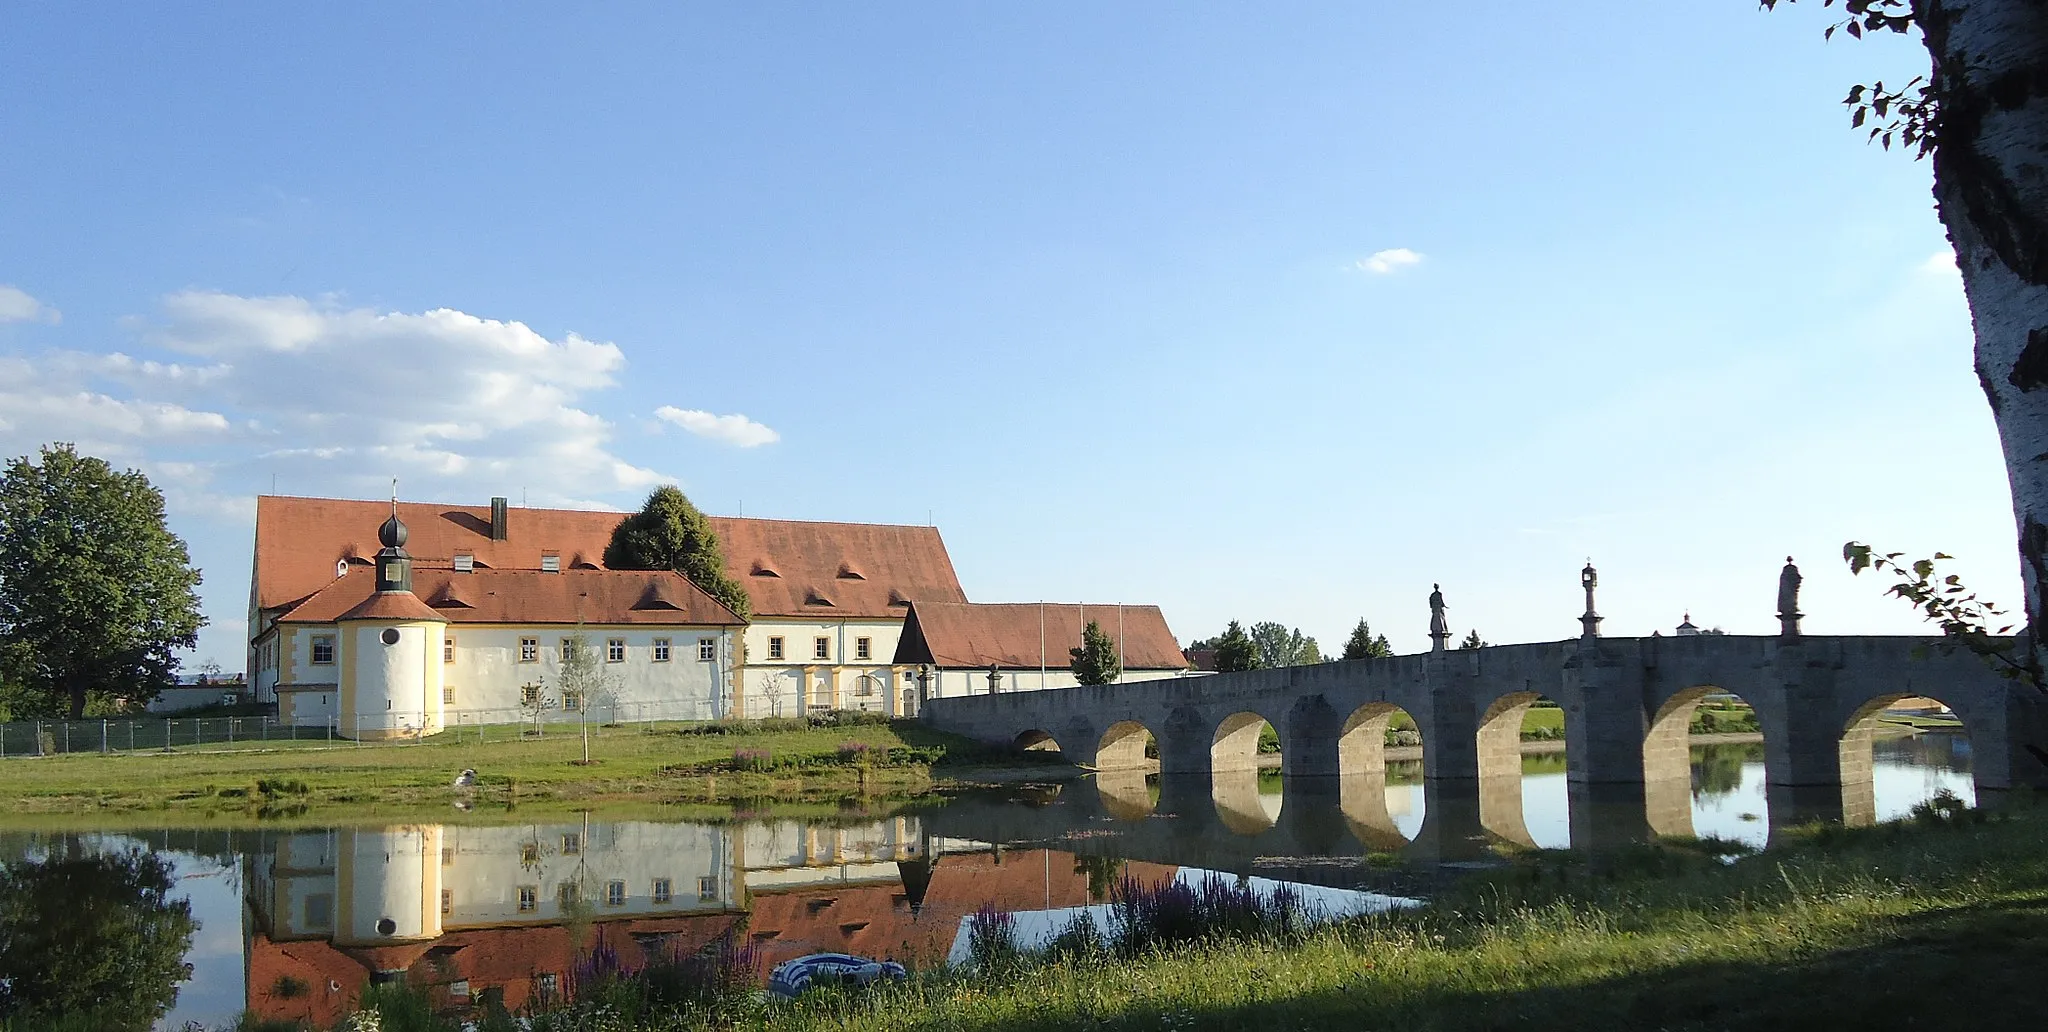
[336,591,449,623]
[892,602,1188,671]
[278,568,744,627]
[253,496,968,622]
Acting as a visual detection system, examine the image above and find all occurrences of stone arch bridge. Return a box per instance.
[924,631,2048,836]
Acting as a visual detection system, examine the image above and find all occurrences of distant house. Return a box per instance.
[892,601,1190,699]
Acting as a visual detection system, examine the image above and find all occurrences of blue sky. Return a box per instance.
[0,2,2016,667]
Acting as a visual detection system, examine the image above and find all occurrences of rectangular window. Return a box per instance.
[652,878,672,904]
[652,638,671,662]
[441,848,453,867]
[699,638,716,662]
[521,843,540,865]
[768,636,785,660]
[813,637,830,661]
[440,889,453,915]
[560,638,575,661]
[520,637,538,663]
[558,883,577,907]
[607,638,625,663]
[305,893,333,928]
[444,636,455,663]
[698,875,718,900]
[453,553,474,573]
[521,683,540,706]
[562,833,580,855]
[311,635,335,665]
[540,554,561,573]
[856,637,872,660]
[562,691,582,713]
[536,973,558,1001]
[442,686,455,705]
[517,886,537,913]
[606,880,626,906]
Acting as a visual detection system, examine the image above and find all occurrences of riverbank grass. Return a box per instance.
[0,716,1054,816]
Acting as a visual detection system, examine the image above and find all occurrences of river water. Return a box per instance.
[0,731,1975,1030]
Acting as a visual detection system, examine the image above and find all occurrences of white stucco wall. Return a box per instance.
[339,826,442,945]
[735,616,910,717]
[278,621,736,729]
[923,666,1195,700]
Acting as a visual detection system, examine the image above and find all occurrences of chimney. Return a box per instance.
[490,497,509,541]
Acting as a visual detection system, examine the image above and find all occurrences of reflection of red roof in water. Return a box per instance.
[245,850,1177,1024]
[245,914,743,1026]
[747,849,1180,970]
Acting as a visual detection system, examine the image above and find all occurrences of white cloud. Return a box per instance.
[0,291,675,514]
[0,285,60,324]
[654,406,781,447]
[1357,248,1425,275]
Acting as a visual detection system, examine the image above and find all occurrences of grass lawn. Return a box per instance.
[760,802,2048,1032]
[0,718,1032,819]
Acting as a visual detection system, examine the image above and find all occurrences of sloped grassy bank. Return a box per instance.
[0,714,1073,820]
[180,793,2048,1032]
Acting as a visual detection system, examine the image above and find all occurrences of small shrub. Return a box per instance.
[1910,788,1980,828]
[733,747,775,773]
[837,741,873,765]
[966,903,1020,970]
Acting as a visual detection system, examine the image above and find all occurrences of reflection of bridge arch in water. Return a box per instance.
[1211,711,1279,833]
[1840,692,1972,827]
[1476,691,1561,849]
[1643,686,1768,839]
[1337,703,1421,851]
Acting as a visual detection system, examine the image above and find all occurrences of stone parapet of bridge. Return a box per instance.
[923,633,2048,831]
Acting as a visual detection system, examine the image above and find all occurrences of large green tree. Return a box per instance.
[603,485,751,620]
[1248,621,1319,668]
[1069,619,1123,686]
[0,444,204,718]
[1212,620,1259,673]
[0,845,198,1031]
[1340,619,1393,661]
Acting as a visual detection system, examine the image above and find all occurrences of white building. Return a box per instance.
[248,495,970,727]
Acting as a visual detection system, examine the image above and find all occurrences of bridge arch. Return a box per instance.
[1013,729,1063,753]
[1477,690,1566,848]
[1839,691,1975,826]
[1211,710,1280,834]
[1096,720,1157,772]
[1336,702,1423,848]
[1643,686,1768,841]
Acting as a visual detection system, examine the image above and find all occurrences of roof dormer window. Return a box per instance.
[453,553,474,573]
[540,554,561,574]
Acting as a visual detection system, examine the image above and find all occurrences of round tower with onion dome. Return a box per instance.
[337,500,448,739]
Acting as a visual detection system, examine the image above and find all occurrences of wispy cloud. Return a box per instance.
[1356,248,1424,275]
[0,285,60,324]
[654,406,780,447]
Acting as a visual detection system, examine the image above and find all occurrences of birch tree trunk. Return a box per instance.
[1925,1,2048,642]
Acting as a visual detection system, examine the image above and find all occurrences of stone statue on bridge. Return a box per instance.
[1429,584,1450,652]
[1778,557,1803,637]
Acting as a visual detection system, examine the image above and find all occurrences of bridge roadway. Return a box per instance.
[922,633,2048,838]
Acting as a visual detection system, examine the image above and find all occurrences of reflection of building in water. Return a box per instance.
[242,819,1171,1026]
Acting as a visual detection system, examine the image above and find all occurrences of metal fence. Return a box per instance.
[0,683,907,758]
[0,716,333,757]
